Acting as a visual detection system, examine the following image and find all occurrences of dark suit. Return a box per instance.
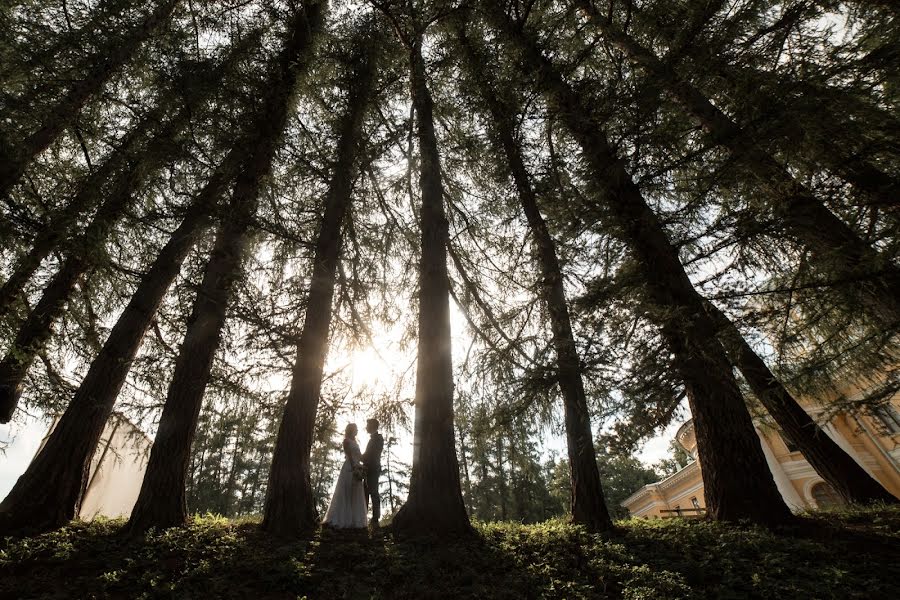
[362,432,383,524]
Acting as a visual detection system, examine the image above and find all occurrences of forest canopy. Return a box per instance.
[0,0,897,537]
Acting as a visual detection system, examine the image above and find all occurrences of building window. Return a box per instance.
[691,497,701,510]
[810,481,843,510]
[872,405,900,435]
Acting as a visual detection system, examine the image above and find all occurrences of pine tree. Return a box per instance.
[263,24,379,536]
[454,17,613,532]
[0,95,173,320]
[0,0,179,200]
[124,0,326,534]
[574,1,900,328]
[483,1,792,525]
[0,146,243,535]
[0,37,253,424]
[373,0,471,536]
[703,299,898,505]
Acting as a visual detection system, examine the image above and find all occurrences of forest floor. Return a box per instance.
[1,505,898,599]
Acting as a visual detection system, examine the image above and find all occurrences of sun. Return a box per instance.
[347,346,394,392]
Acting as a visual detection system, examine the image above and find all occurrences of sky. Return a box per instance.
[0,413,48,499]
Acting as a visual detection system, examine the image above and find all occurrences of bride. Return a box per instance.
[322,423,367,529]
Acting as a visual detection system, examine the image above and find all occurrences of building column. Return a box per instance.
[756,429,806,510]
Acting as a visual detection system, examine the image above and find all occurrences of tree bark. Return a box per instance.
[125,0,324,534]
[576,1,900,328]
[262,37,375,537]
[0,0,178,200]
[456,23,613,532]
[487,3,792,526]
[0,151,239,535]
[703,300,898,505]
[390,37,472,537]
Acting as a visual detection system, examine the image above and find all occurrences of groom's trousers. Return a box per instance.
[366,466,381,524]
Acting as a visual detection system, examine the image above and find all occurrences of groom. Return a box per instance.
[362,418,384,527]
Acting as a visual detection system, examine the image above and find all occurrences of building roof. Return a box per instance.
[620,459,700,507]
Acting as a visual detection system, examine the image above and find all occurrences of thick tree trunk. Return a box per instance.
[124,200,253,533]
[262,40,375,536]
[487,3,792,526]
[0,154,238,536]
[456,24,613,532]
[125,1,324,534]
[703,300,898,505]
[0,0,178,200]
[576,1,900,328]
[0,108,163,320]
[390,39,471,537]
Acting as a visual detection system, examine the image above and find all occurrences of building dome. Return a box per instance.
[675,420,698,459]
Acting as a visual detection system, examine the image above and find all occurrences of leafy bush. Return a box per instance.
[2,507,898,598]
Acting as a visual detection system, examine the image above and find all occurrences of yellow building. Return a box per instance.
[622,394,900,518]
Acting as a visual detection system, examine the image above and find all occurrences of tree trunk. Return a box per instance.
[390,38,471,537]
[497,435,507,521]
[458,429,473,514]
[0,0,178,200]
[125,0,324,534]
[576,1,900,328]
[487,3,792,526]
[703,300,898,505]
[124,206,253,532]
[386,441,395,514]
[262,35,375,537]
[224,432,241,517]
[0,153,238,535]
[456,23,614,532]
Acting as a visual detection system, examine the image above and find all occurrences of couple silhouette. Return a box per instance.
[322,418,383,529]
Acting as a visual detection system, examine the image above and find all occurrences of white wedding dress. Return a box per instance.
[322,437,367,529]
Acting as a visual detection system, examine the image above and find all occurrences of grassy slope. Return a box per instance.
[1,507,898,599]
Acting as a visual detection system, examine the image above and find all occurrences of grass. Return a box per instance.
[1,507,898,599]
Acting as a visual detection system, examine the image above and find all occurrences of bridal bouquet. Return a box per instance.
[352,464,366,481]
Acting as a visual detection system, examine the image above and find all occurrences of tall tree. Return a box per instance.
[0,0,179,200]
[125,0,326,534]
[574,0,900,328]
[454,19,613,532]
[373,1,472,536]
[484,1,792,525]
[262,26,379,536]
